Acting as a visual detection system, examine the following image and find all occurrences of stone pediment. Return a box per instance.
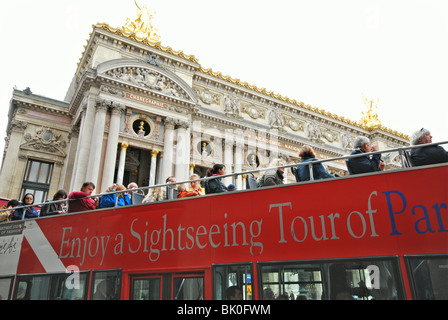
[97,58,198,105]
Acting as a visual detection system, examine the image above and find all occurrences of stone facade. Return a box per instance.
[0,24,409,202]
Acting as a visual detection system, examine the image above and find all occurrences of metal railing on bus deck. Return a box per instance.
[1,141,447,219]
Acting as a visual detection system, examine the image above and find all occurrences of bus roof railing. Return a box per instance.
[1,140,447,218]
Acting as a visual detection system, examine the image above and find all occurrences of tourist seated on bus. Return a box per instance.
[225,286,243,300]
[295,145,335,181]
[143,187,164,203]
[11,193,39,220]
[258,159,285,187]
[410,128,448,166]
[188,174,205,195]
[204,164,228,194]
[164,176,178,200]
[0,199,19,223]
[177,183,201,198]
[98,184,131,209]
[40,189,68,217]
[68,182,98,213]
[346,136,385,174]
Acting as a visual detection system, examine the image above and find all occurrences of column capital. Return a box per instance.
[165,117,176,130]
[110,102,125,115]
[176,120,190,130]
[121,142,129,151]
[151,149,160,158]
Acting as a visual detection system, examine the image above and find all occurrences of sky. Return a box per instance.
[1,0,447,168]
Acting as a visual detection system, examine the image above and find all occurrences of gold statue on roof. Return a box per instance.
[123,0,161,44]
[361,93,381,129]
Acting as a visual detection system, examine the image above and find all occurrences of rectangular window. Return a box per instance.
[90,270,121,300]
[13,272,89,300]
[213,264,253,300]
[130,276,162,300]
[172,275,204,300]
[21,159,54,204]
[259,257,404,300]
[406,255,448,300]
[0,277,14,300]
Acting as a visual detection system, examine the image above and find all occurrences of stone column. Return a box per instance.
[71,87,99,191]
[234,140,244,190]
[175,121,191,182]
[160,118,176,182]
[102,103,125,190]
[223,130,234,186]
[85,99,108,188]
[116,142,128,185]
[189,163,195,177]
[149,150,159,186]
[0,120,27,198]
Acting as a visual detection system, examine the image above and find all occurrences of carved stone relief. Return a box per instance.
[193,86,221,105]
[20,127,67,156]
[241,102,266,120]
[306,121,324,144]
[106,67,191,101]
[223,94,243,119]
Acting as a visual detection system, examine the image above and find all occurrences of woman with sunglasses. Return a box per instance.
[11,193,39,220]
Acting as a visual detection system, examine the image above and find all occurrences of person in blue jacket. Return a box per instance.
[99,184,131,209]
[346,136,385,174]
[11,193,39,220]
[296,145,336,181]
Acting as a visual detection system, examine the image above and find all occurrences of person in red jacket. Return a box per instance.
[68,182,98,213]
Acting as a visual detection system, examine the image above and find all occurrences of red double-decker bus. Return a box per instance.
[0,161,447,301]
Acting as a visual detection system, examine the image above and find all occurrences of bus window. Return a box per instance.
[325,259,404,300]
[172,275,204,300]
[213,264,253,300]
[406,255,448,300]
[49,273,89,300]
[0,277,14,300]
[14,276,51,300]
[13,272,89,300]
[131,276,162,300]
[91,270,121,300]
[259,264,323,300]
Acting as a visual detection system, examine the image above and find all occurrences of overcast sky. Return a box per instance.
[1,0,447,168]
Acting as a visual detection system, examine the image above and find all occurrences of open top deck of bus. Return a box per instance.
[0,143,447,300]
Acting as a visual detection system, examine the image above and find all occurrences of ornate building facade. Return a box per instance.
[0,10,409,203]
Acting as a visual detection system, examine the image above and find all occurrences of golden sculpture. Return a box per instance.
[123,0,161,44]
[361,93,381,129]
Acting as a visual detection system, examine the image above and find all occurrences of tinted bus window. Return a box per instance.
[0,277,14,300]
[260,264,323,300]
[131,277,162,300]
[259,258,404,300]
[173,276,204,300]
[91,270,121,300]
[13,273,89,300]
[213,264,253,300]
[406,256,448,300]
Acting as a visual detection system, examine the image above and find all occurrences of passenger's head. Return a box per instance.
[166,176,176,183]
[81,182,95,194]
[354,136,372,152]
[411,128,432,145]
[299,145,316,159]
[7,199,19,209]
[22,193,34,205]
[127,182,138,191]
[225,286,243,300]
[53,189,67,200]
[211,164,226,176]
[189,174,201,189]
